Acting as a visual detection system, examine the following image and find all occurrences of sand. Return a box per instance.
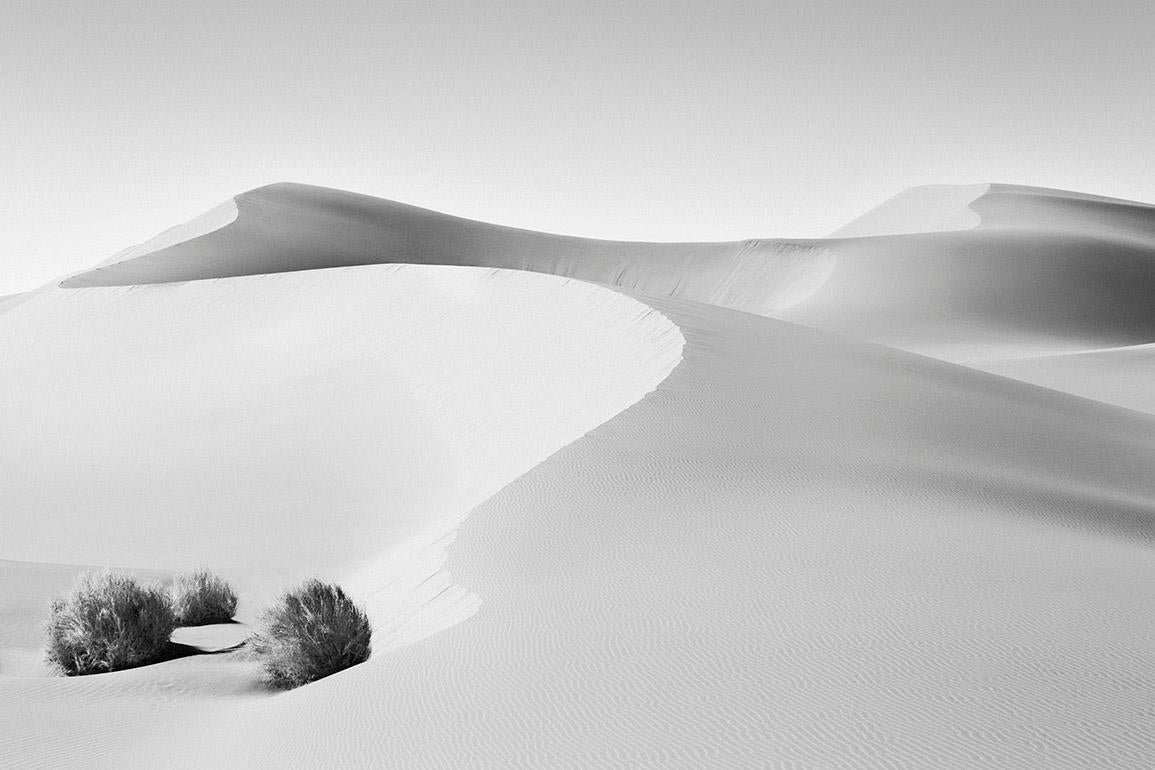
[3,182,1155,767]
[828,183,989,237]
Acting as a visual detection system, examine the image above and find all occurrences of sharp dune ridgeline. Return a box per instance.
[4,182,1155,767]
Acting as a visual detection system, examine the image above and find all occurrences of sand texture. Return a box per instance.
[3,183,1155,767]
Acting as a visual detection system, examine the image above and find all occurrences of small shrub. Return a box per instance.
[251,580,372,689]
[171,569,238,626]
[45,570,176,676]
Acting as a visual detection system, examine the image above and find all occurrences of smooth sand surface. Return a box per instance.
[828,183,989,237]
[4,182,1155,767]
[979,344,1155,415]
[130,295,1155,769]
[68,182,1155,365]
[91,198,239,269]
[0,291,30,314]
[0,263,679,641]
[782,185,1155,361]
[64,183,836,316]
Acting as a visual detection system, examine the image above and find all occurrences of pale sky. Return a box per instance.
[3,0,1153,295]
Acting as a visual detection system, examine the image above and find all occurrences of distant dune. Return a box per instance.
[0,292,30,314]
[4,182,1155,767]
[828,183,989,237]
[63,183,835,316]
[787,183,1155,362]
[67,181,1155,365]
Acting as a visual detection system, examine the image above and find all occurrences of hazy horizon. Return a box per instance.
[4,0,1154,295]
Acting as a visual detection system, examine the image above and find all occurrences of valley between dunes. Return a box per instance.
[3,183,1155,768]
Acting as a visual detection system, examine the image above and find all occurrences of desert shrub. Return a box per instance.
[45,570,176,676]
[251,580,372,689]
[171,569,238,626]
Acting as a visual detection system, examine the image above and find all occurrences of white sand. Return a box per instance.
[828,183,989,237]
[4,182,1155,767]
[68,182,1155,365]
[978,344,1155,415]
[784,185,1155,362]
[0,292,31,315]
[63,183,836,316]
[92,198,239,269]
[0,264,679,645]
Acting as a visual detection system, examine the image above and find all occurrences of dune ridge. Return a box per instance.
[91,199,239,270]
[67,182,1155,367]
[100,290,1155,769]
[0,292,31,315]
[0,264,682,672]
[4,181,1155,767]
[828,183,989,237]
[63,183,836,316]
[783,184,1155,361]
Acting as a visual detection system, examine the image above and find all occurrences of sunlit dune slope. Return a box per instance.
[980,343,1155,414]
[828,183,989,237]
[67,182,1155,365]
[780,184,1155,360]
[23,289,1155,769]
[0,265,682,661]
[5,181,1155,767]
[0,292,29,314]
[63,183,833,316]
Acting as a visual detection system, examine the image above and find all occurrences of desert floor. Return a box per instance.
[3,183,1155,768]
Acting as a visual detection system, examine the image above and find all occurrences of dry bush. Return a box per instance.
[171,569,238,626]
[45,570,176,676]
[251,579,372,689]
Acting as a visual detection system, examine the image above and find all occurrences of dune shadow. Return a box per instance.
[156,638,249,664]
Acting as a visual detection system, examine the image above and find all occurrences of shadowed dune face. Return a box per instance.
[64,183,834,316]
[980,343,1155,415]
[975,183,1155,239]
[782,184,1155,360]
[8,181,1155,767]
[65,289,1155,769]
[782,227,1155,360]
[0,292,30,315]
[64,182,1155,362]
[0,265,682,652]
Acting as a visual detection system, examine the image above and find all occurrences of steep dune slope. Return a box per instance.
[66,182,1155,367]
[64,183,833,316]
[0,292,30,314]
[980,343,1155,414]
[829,183,989,237]
[0,265,681,671]
[782,184,1155,361]
[6,182,1155,767]
[68,293,1155,769]
[791,184,1155,414]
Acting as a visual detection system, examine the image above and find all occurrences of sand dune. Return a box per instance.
[0,292,30,314]
[784,184,1155,361]
[4,182,1155,767]
[980,343,1155,415]
[136,292,1155,769]
[829,183,989,237]
[63,183,835,316]
[0,265,679,639]
[66,182,1155,365]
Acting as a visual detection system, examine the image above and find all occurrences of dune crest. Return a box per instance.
[782,183,1155,363]
[0,265,682,666]
[93,198,239,269]
[828,183,989,237]
[6,180,1155,767]
[59,288,1155,769]
[63,183,837,317]
[65,182,1155,369]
